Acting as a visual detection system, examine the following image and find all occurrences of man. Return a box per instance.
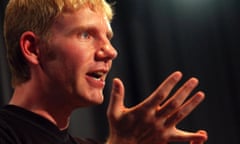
[0,0,207,144]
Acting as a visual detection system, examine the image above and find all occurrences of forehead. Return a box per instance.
[60,0,113,20]
[52,7,112,34]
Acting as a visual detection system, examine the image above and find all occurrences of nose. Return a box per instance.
[95,43,118,61]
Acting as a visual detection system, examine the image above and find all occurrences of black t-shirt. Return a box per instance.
[0,105,102,144]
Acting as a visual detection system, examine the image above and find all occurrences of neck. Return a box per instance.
[10,83,73,130]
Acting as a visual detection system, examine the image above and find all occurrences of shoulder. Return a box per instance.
[0,117,17,144]
[74,137,104,144]
[0,106,12,127]
[0,105,21,144]
[0,105,16,125]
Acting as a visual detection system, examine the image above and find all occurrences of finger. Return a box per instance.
[196,130,208,137]
[156,77,199,118]
[107,78,125,120]
[190,130,208,144]
[165,91,205,127]
[170,129,208,142]
[139,71,182,110]
[190,141,204,144]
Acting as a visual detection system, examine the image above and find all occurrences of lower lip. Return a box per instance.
[86,76,105,88]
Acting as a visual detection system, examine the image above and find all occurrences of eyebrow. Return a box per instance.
[68,24,114,40]
[107,29,114,40]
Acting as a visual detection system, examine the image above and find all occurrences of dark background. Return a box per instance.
[1,0,240,143]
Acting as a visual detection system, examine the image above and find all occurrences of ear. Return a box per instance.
[20,31,40,65]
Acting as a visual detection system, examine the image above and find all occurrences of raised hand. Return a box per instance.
[107,71,207,144]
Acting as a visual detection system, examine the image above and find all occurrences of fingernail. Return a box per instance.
[112,78,120,92]
[174,71,182,81]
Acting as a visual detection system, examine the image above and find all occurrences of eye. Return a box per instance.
[78,31,91,40]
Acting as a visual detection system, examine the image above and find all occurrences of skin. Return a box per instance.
[10,7,117,129]
[107,72,208,144]
[8,6,207,144]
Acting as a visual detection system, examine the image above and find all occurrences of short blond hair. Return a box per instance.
[4,0,114,87]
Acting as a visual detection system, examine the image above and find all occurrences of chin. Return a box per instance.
[77,93,104,107]
[91,95,104,105]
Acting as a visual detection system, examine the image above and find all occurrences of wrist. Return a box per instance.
[106,134,137,144]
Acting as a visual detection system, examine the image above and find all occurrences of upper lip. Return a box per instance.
[86,68,109,79]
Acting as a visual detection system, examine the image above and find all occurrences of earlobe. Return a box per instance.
[20,31,40,65]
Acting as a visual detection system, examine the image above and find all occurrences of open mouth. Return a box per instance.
[86,70,107,88]
[86,71,105,80]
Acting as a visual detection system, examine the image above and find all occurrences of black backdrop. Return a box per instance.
[1,0,240,144]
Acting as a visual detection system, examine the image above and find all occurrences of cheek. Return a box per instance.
[39,45,73,81]
[55,50,89,83]
[41,40,95,79]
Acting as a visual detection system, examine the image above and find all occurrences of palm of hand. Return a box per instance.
[107,71,207,144]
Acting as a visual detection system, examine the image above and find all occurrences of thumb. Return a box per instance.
[171,129,208,142]
[190,141,204,144]
[190,130,208,144]
[107,78,125,120]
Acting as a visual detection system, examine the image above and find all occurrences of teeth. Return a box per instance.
[94,77,101,80]
[88,71,104,79]
[95,72,104,76]
[94,72,103,78]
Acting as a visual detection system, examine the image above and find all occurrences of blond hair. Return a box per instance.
[4,0,114,87]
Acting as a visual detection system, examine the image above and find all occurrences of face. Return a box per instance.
[39,7,117,107]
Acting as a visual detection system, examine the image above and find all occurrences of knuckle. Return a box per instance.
[175,111,184,120]
[155,90,167,101]
[167,101,179,109]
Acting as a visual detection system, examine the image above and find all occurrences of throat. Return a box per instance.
[32,108,71,130]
